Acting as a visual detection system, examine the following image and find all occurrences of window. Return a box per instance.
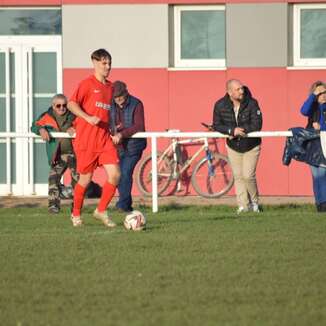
[0,8,61,35]
[174,5,225,68]
[293,4,326,67]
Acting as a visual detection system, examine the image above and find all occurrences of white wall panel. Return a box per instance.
[226,3,288,67]
[62,4,168,68]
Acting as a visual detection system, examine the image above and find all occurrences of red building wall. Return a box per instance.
[63,67,321,196]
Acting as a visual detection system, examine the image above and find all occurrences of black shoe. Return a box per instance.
[317,202,326,212]
[48,205,60,214]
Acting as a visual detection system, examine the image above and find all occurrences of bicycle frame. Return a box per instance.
[167,137,212,179]
[136,130,234,199]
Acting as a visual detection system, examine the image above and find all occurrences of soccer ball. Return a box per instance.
[124,210,146,231]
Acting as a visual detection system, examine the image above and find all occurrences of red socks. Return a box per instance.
[72,182,116,216]
[97,182,116,212]
[72,183,87,216]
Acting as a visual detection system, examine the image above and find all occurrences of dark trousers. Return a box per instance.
[116,151,142,212]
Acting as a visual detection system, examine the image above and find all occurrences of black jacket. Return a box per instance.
[282,127,326,167]
[212,87,263,153]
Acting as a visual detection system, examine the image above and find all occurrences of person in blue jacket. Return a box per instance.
[300,81,326,212]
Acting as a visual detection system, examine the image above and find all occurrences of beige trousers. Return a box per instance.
[226,144,261,209]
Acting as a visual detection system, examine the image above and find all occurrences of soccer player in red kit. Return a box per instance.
[67,49,120,227]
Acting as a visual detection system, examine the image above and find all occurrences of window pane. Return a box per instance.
[0,53,4,93]
[0,99,5,132]
[10,98,15,132]
[181,10,225,59]
[33,53,57,93]
[301,9,326,58]
[0,98,15,132]
[0,52,15,94]
[0,9,61,35]
[0,143,7,183]
[10,53,15,94]
[0,142,16,184]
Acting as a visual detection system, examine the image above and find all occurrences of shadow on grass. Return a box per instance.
[262,203,316,212]
[138,202,317,213]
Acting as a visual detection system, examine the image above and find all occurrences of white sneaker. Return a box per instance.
[237,206,249,214]
[71,214,83,227]
[93,209,116,228]
[251,203,260,213]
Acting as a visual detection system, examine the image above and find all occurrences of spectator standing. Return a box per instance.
[110,81,147,212]
[300,81,326,212]
[212,79,263,213]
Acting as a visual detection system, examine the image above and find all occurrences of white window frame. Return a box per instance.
[293,3,326,67]
[0,35,62,196]
[174,5,226,69]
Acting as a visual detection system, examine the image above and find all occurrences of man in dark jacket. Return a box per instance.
[213,79,263,213]
[111,81,147,212]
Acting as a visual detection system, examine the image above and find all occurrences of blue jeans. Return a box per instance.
[116,151,143,212]
[310,165,326,204]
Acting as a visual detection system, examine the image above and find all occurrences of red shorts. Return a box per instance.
[76,147,119,174]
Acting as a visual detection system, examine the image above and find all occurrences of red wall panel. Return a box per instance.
[63,67,325,196]
[64,68,169,132]
[4,0,325,5]
[168,70,226,131]
[2,0,326,6]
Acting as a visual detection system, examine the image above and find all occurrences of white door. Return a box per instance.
[0,36,62,196]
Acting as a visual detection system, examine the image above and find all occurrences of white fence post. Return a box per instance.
[151,135,158,213]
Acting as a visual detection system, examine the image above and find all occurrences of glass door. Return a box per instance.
[0,36,62,195]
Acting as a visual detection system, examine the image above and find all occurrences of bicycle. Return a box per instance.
[136,124,234,198]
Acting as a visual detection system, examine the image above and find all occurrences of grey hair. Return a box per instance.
[51,93,67,105]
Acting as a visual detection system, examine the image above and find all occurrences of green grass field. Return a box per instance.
[0,203,326,326]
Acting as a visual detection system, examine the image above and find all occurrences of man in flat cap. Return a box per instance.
[110,81,147,212]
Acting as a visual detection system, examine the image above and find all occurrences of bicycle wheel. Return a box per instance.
[191,153,234,198]
[136,152,174,197]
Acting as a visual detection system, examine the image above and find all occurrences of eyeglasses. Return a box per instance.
[54,103,67,108]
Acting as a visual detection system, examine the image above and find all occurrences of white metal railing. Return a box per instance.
[0,131,293,212]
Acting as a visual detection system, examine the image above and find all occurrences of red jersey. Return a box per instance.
[70,75,113,152]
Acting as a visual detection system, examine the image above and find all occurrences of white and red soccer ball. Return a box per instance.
[124,210,146,231]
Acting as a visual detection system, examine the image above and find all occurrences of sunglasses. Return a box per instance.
[54,103,67,108]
